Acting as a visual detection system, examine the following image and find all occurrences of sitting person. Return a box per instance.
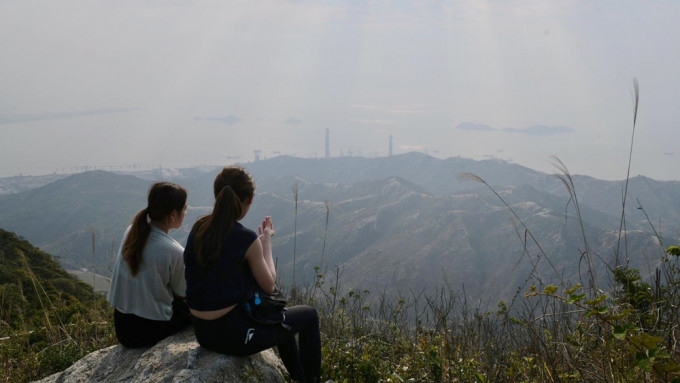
[184,166,321,383]
[107,182,190,348]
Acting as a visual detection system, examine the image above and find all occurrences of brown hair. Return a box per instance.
[122,182,187,276]
[192,166,255,266]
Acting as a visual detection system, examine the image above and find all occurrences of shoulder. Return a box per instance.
[234,222,258,241]
[148,228,184,256]
[119,225,133,243]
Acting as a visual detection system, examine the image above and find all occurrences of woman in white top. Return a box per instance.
[107,182,190,348]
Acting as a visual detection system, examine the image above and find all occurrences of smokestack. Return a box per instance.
[389,135,393,156]
[325,128,330,158]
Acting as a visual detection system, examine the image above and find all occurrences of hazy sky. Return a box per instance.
[1,0,679,180]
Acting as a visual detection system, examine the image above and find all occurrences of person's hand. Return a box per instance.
[258,216,275,240]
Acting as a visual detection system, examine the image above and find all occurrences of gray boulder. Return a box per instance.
[34,328,288,383]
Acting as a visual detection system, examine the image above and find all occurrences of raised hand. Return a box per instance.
[258,216,275,239]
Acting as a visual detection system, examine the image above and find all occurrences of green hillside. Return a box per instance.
[0,229,114,383]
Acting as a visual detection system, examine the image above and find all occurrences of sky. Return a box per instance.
[1,0,679,180]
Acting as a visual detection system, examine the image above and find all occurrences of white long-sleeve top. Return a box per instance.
[107,225,186,321]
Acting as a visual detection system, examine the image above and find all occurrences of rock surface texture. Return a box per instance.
[33,328,287,383]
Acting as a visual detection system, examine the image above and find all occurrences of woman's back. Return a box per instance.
[184,222,257,312]
[106,181,190,348]
[184,166,321,382]
[108,225,186,321]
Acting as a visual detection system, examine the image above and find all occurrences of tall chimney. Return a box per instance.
[325,128,330,158]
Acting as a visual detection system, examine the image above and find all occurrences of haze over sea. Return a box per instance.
[1,1,679,181]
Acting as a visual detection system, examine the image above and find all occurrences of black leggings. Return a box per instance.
[113,299,191,348]
[191,305,321,383]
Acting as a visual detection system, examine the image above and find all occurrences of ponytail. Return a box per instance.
[194,185,243,266]
[122,208,151,276]
[123,182,187,276]
[193,166,255,267]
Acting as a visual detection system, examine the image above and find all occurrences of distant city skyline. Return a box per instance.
[1,1,679,180]
[4,131,401,177]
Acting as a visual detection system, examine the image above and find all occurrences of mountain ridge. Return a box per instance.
[0,154,677,302]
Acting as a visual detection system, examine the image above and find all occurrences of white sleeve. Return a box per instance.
[168,243,187,297]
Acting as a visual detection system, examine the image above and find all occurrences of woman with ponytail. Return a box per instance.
[184,166,321,383]
[107,182,190,348]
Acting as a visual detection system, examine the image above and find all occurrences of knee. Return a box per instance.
[305,306,319,328]
[300,305,318,320]
[287,305,319,327]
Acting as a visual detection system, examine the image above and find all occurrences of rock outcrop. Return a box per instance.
[34,328,288,383]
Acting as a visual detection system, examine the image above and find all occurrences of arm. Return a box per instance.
[168,241,187,299]
[258,216,276,281]
[245,237,276,294]
[244,216,277,293]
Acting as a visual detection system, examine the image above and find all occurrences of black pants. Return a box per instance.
[113,299,191,348]
[192,305,321,383]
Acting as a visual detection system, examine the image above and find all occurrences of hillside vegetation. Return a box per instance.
[0,229,114,382]
[4,227,680,382]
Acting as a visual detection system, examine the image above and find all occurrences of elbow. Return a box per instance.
[261,281,276,294]
[260,274,276,294]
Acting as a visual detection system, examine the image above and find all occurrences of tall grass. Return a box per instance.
[91,227,98,341]
[288,79,680,382]
[0,248,114,383]
[616,78,641,267]
[291,183,299,302]
[320,200,330,267]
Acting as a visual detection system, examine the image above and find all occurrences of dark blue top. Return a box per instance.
[184,222,258,311]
